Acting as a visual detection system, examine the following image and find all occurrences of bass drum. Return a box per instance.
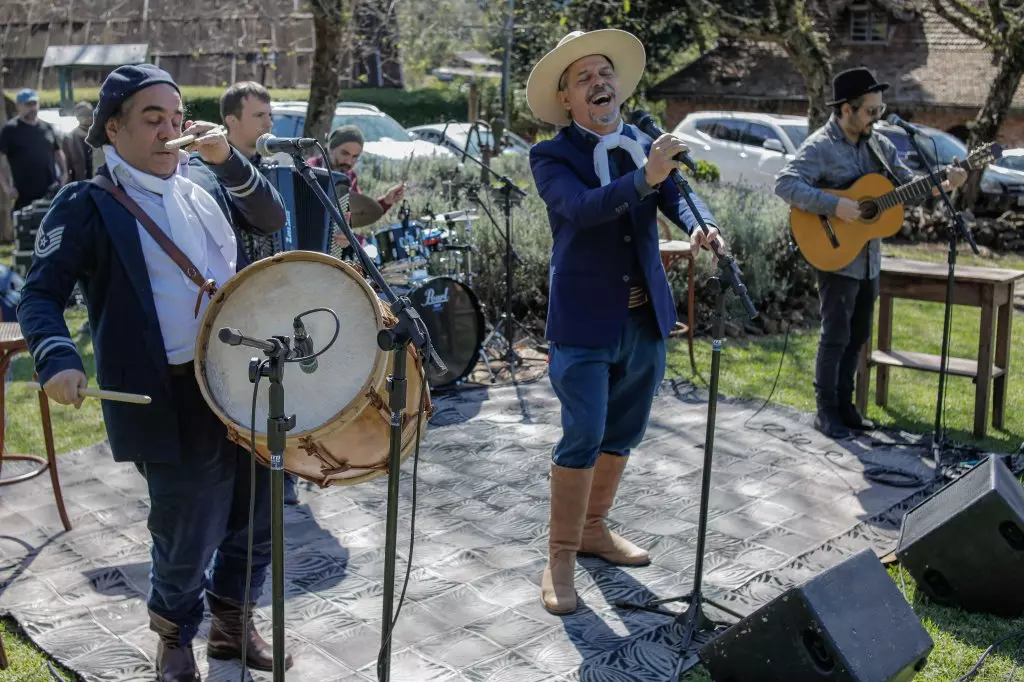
[194,251,431,487]
[404,276,485,389]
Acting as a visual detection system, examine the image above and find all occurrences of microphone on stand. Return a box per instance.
[292,318,318,374]
[630,111,699,172]
[256,133,319,157]
[885,113,924,135]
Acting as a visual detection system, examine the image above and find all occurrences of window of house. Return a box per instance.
[849,6,888,42]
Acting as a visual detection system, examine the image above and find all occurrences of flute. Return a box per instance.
[164,125,226,150]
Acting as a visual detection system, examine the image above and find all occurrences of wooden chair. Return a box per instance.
[658,218,697,374]
[0,322,71,532]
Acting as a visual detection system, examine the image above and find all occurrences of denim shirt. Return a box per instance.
[774,116,916,280]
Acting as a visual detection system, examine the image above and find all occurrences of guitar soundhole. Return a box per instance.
[858,200,879,221]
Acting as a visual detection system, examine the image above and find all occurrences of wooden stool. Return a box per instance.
[658,218,697,374]
[0,322,71,532]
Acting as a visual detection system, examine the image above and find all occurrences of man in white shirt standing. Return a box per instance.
[18,64,291,681]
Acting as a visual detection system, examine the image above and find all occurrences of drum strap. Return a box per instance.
[91,175,219,318]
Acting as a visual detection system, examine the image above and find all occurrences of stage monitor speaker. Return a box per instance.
[896,455,1024,618]
[699,548,932,682]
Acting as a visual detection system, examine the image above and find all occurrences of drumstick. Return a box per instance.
[164,134,198,150]
[165,126,226,150]
[24,382,152,405]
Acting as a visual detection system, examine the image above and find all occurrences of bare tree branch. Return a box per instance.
[931,0,996,44]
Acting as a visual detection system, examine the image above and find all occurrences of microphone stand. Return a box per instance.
[616,167,757,651]
[216,329,296,682]
[905,129,979,478]
[290,150,446,682]
[439,140,529,375]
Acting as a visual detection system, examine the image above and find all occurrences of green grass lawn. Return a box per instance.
[668,242,1024,454]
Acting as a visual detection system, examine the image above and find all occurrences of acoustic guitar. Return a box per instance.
[789,143,997,272]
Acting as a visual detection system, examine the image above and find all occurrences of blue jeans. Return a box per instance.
[549,304,666,469]
[136,373,272,644]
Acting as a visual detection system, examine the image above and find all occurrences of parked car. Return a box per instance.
[991,148,1024,175]
[408,122,531,158]
[671,111,809,189]
[268,101,453,166]
[871,122,1024,215]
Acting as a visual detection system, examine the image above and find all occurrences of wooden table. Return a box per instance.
[856,257,1024,439]
[0,322,71,532]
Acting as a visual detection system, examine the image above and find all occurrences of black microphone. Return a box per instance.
[292,318,318,374]
[629,110,698,172]
[885,113,923,135]
[256,133,319,157]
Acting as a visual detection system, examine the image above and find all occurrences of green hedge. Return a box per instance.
[27,86,468,129]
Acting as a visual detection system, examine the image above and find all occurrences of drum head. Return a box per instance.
[196,251,387,437]
[407,277,484,388]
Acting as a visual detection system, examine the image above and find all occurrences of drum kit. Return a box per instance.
[342,195,493,389]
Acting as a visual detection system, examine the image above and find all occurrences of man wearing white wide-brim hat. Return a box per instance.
[527,28,726,615]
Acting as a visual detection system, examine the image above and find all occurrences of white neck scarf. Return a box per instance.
[103,146,237,291]
[575,120,648,187]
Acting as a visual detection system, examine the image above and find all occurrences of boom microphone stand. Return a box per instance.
[439,138,530,375]
[291,147,446,682]
[616,126,758,650]
[902,122,979,477]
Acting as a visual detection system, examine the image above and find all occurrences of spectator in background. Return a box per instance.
[220,81,273,164]
[62,100,95,182]
[0,89,68,211]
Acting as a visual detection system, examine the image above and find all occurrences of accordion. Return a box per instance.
[243,162,351,263]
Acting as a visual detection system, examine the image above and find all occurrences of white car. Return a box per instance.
[268,101,452,167]
[992,148,1024,176]
[36,108,81,136]
[408,122,531,158]
[671,111,809,189]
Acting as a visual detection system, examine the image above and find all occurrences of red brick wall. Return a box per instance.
[664,98,1024,148]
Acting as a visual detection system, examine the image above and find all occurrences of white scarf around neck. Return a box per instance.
[576,120,648,187]
[103,145,238,291]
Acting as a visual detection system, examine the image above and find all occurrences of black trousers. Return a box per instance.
[814,271,879,404]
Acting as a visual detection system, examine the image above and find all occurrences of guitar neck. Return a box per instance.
[873,170,948,211]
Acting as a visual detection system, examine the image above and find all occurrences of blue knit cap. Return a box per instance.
[86,63,180,149]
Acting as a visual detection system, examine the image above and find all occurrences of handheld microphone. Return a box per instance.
[255,133,319,157]
[885,113,923,135]
[629,111,698,172]
[292,318,318,374]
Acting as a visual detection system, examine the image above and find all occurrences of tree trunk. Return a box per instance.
[304,0,346,144]
[780,0,833,131]
[962,47,1024,208]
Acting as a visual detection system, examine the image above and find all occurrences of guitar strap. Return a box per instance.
[866,133,900,185]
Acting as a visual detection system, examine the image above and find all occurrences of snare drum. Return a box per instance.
[194,251,431,487]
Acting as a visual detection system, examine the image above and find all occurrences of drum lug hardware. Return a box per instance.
[366,388,386,412]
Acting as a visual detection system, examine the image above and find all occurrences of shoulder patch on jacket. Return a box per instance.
[34,222,65,258]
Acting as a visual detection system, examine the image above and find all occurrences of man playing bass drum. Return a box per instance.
[774,66,966,439]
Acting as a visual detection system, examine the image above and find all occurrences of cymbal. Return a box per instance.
[419,209,478,223]
[349,192,384,228]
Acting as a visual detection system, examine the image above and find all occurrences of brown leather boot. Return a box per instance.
[206,591,293,672]
[148,610,201,682]
[541,464,594,615]
[579,453,650,566]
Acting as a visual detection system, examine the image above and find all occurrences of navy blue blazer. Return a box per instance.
[530,123,718,348]
[17,149,286,464]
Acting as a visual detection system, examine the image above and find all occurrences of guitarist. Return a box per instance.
[774,67,967,439]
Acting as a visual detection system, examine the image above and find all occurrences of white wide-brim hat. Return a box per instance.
[526,29,646,126]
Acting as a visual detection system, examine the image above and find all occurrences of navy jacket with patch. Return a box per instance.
[17,149,286,464]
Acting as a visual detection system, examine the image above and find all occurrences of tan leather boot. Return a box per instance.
[541,464,594,614]
[579,452,650,566]
[148,610,201,682]
[206,591,293,672]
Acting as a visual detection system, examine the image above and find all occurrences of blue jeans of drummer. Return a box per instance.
[136,372,272,645]
[549,304,667,469]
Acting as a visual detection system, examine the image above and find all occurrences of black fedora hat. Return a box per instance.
[827,67,890,106]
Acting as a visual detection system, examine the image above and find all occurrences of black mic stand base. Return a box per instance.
[615,278,744,650]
